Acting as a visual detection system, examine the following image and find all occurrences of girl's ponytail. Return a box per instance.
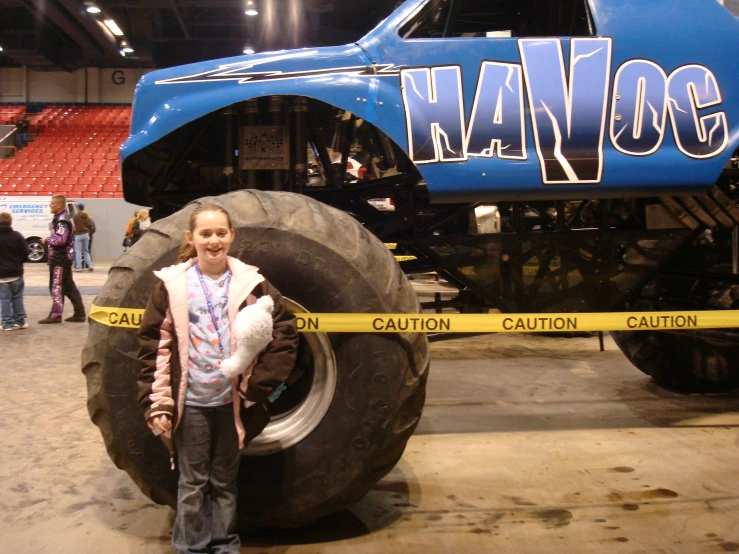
[178,241,197,262]
[176,203,234,263]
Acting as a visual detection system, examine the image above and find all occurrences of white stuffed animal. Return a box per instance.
[219,295,274,379]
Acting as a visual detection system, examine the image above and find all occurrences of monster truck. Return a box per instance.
[82,0,739,529]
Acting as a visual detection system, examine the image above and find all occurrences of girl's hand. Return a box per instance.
[147,414,172,435]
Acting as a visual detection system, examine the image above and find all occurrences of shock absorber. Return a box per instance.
[292,97,308,193]
[269,95,285,191]
[245,99,259,189]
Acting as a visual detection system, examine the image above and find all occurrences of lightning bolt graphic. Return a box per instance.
[156,58,400,85]
[541,100,579,182]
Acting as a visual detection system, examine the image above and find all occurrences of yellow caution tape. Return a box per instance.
[89,305,145,328]
[89,304,739,333]
[394,255,419,262]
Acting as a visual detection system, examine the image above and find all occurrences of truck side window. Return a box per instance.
[400,0,595,39]
[717,0,739,15]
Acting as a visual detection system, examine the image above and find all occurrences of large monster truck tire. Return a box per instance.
[611,327,739,393]
[82,190,430,529]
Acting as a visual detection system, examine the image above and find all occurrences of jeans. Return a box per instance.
[48,264,84,319]
[0,277,26,329]
[16,131,27,151]
[172,404,241,554]
[74,233,93,270]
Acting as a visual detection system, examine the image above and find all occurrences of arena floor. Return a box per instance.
[1,263,738,553]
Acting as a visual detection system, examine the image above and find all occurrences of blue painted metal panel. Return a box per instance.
[123,0,739,203]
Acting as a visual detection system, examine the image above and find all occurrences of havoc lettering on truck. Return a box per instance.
[519,38,612,184]
[401,38,728,184]
[401,66,467,164]
[465,62,527,160]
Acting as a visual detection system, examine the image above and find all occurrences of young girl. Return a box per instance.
[136,204,299,552]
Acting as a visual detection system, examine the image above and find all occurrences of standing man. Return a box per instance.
[39,195,86,324]
[72,203,94,272]
[82,204,96,265]
[15,119,28,151]
[0,212,29,331]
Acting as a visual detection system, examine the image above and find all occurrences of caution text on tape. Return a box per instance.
[89,304,739,333]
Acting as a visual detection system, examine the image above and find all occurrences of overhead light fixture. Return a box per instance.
[120,40,134,54]
[243,43,255,55]
[245,0,258,16]
[104,19,124,36]
[0,46,3,52]
[85,4,101,14]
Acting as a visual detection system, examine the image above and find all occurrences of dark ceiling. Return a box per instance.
[0,0,401,71]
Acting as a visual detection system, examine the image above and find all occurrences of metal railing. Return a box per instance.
[0,125,17,159]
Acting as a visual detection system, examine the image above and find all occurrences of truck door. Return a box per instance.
[378,0,603,198]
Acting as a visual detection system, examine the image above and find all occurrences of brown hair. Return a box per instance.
[52,194,66,205]
[0,212,11,225]
[177,203,234,262]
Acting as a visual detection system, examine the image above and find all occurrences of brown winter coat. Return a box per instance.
[136,256,299,448]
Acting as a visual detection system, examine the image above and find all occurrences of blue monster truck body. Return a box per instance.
[123,0,739,203]
[118,0,739,393]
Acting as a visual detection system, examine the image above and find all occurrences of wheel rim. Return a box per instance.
[27,242,44,262]
[245,298,337,456]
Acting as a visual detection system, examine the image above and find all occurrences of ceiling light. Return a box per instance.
[86,5,101,14]
[104,19,124,36]
[243,44,255,55]
[0,46,3,52]
[245,8,258,16]
[121,46,134,53]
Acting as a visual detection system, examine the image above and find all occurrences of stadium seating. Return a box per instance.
[0,105,26,125]
[0,105,129,197]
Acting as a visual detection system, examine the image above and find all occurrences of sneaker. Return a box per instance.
[13,323,29,330]
[3,327,15,332]
[88,267,94,272]
[38,317,62,324]
[65,314,87,323]
[73,268,82,272]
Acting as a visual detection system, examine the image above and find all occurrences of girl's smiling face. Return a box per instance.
[185,210,235,267]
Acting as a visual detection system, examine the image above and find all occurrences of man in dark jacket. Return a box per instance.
[0,212,29,330]
[38,195,86,324]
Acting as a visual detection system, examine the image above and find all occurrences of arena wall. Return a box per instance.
[0,67,147,104]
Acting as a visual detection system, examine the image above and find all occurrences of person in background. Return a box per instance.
[38,195,86,324]
[0,212,29,331]
[131,209,151,246]
[15,119,28,151]
[124,210,138,251]
[80,203,96,267]
[72,203,95,272]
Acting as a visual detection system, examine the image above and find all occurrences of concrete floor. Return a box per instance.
[1,266,738,553]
